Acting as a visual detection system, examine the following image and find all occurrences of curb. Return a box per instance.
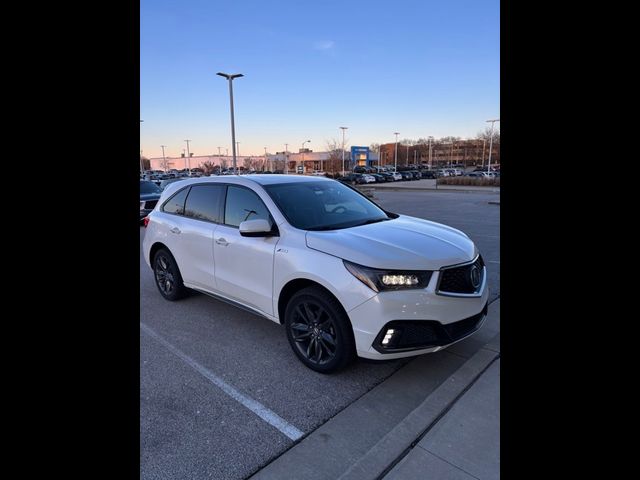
[337,338,500,480]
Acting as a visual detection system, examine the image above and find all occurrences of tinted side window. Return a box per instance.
[162,187,190,215]
[184,185,225,223]
[224,186,271,228]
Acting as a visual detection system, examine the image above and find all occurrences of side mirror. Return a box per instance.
[239,219,277,237]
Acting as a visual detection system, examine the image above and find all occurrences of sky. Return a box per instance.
[140,0,499,158]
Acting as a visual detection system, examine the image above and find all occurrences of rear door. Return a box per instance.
[213,185,279,315]
[179,184,225,289]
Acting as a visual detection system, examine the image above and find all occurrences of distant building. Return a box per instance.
[379,139,500,168]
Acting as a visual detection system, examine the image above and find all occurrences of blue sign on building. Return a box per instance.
[351,146,370,167]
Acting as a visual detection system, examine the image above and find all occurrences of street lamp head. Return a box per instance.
[486,119,500,122]
[217,72,244,80]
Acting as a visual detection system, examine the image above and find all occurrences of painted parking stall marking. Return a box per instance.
[141,322,304,441]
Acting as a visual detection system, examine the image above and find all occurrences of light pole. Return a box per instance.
[486,119,500,173]
[481,138,487,167]
[184,139,191,175]
[302,140,310,174]
[236,142,241,172]
[394,133,399,172]
[217,146,222,156]
[217,72,244,174]
[450,140,454,166]
[139,120,144,173]
[340,127,348,175]
[406,144,409,166]
[161,145,167,172]
[379,145,384,167]
[285,143,289,174]
[428,136,433,170]
[264,146,270,171]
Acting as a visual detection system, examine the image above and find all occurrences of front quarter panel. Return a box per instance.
[273,226,377,322]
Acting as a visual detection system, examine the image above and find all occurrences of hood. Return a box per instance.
[305,215,477,270]
[140,193,161,201]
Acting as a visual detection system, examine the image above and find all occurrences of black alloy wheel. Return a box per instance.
[285,286,355,373]
[153,248,187,301]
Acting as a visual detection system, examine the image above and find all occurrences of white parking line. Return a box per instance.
[141,322,304,441]
[488,260,500,264]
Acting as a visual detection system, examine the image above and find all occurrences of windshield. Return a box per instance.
[140,181,161,194]
[263,180,390,231]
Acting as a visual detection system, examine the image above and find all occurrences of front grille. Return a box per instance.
[144,200,158,210]
[438,256,485,294]
[373,303,488,353]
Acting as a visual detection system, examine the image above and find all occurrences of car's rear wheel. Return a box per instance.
[284,286,355,373]
[153,248,187,301]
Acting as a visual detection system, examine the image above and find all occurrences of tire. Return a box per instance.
[284,286,356,373]
[152,248,187,301]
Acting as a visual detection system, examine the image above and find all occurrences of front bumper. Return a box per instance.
[347,272,489,360]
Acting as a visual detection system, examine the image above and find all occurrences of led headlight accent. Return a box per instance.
[343,260,432,292]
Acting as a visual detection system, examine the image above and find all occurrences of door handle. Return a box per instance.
[215,237,229,246]
[170,227,181,234]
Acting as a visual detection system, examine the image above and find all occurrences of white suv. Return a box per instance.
[142,175,488,373]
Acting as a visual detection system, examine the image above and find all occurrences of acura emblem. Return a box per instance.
[469,265,481,289]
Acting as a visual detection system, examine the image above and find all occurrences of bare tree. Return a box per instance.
[201,160,216,175]
[476,127,500,144]
[142,157,151,170]
[220,157,228,170]
[325,138,349,174]
[243,158,253,170]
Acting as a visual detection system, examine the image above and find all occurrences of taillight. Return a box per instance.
[143,216,150,228]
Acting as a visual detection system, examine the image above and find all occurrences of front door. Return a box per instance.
[213,185,279,316]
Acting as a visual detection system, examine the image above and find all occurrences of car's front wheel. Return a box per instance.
[153,248,187,301]
[284,286,355,373]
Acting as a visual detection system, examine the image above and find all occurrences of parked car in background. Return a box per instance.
[421,170,437,179]
[361,174,376,184]
[140,180,162,221]
[159,178,188,191]
[142,175,488,372]
[338,173,365,185]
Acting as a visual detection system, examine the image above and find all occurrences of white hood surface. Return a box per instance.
[305,215,477,271]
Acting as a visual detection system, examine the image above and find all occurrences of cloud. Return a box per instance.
[313,40,335,50]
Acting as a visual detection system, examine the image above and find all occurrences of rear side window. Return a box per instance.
[224,186,271,228]
[184,185,225,223]
[162,187,190,215]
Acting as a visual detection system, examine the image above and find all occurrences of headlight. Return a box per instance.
[140,201,146,210]
[343,260,432,292]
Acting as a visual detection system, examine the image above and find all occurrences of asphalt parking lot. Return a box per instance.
[140,189,500,480]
